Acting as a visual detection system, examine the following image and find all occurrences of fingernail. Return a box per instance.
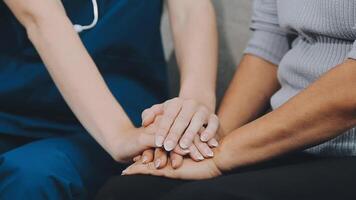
[179,139,190,149]
[211,139,219,147]
[197,154,204,161]
[154,159,161,169]
[206,149,214,157]
[142,156,148,164]
[155,136,164,147]
[171,159,178,168]
[200,134,209,142]
[141,114,147,125]
[182,148,190,154]
[164,140,175,151]
[121,170,127,175]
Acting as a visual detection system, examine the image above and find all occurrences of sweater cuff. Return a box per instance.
[348,41,356,60]
[244,30,290,65]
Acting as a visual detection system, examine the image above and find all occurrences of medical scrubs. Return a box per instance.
[0,0,167,199]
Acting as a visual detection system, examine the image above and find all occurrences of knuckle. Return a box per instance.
[158,125,170,133]
[172,97,180,102]
[166,133,179,141]
[171,124,183,134]
[183,99,197,107]
[152,104,161,109]
[142,109,150,117]
[184,126,198,136]
[169,97,182,106]
[176,115,191,125]
[199,105,209,113]
[210,114,218,120]
[164,111,178,120]
[183,131,195,139]
[194,113,206,122]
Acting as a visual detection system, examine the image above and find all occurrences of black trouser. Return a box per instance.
[96,153,356,200]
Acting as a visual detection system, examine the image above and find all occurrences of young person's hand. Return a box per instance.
[141,98,219,152]
[106,122,160,163]
[123,155,223,180]
[133,123,220,169]
[133,130,220,168]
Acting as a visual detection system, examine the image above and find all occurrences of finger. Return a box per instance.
[194,135,214,158]
[164,100,197,151]
[137,131,156,148]
[145,115,163,133]
[208,138,219,148]
[122,162,165,177]
[142,104,164,127]
[154,148,168,169]
[179,107,209,149]
[170,151,184,169]
[133,155,141,162]
[155,98,183,147]
[173,145,190,156]
[141,149,154,164]
[189,144,205,161]
[200,114,219,142]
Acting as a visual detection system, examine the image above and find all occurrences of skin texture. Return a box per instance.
[3,0,218,163]
[125,55,356,180]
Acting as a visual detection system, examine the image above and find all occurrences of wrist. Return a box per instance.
[179,87,216,111]
[212,138,236,172]
[213,123,263,172]
[214,117,284,172]
[103,123,136,158]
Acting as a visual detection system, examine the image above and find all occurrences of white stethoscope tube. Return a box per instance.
[73,0,99,33]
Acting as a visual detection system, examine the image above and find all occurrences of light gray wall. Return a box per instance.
[161,0,252,102]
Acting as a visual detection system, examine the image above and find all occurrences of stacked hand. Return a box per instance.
[122,154,223,180]
[121,97,222,179]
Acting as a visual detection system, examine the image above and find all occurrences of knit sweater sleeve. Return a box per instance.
[244,0,291,65]
[348,41,356,60]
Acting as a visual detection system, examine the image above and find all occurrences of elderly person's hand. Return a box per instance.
[123,155,223,180]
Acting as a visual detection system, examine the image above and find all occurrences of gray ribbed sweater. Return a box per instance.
[244,0,356,156]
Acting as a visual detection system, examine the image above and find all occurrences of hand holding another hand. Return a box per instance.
[142,97,219,151]
[135,97,220,169]
[123,150,223,180]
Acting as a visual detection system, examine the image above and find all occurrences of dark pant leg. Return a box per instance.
[96,154,314,200]
[97,153,356,200]
[96,175,188,200]
[161,155,356,200]
[96,153,312,200]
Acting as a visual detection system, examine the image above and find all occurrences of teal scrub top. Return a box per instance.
[0,0,168,137]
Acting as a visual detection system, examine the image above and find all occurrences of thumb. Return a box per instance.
[142,104,164,127]
[137,133,156,149]
[122,162,166,177]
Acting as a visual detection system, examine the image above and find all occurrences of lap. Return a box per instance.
[97,154,356,200]
[163,156,356,200]
[0,134,33,154]
[96,175,187,200]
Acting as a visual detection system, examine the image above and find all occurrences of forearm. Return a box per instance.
[216,60,356,171]
[168,0,218,110]
[218,54,280,135]
[5,0,133,152]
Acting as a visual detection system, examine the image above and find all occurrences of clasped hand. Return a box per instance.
[121,97,223,180]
